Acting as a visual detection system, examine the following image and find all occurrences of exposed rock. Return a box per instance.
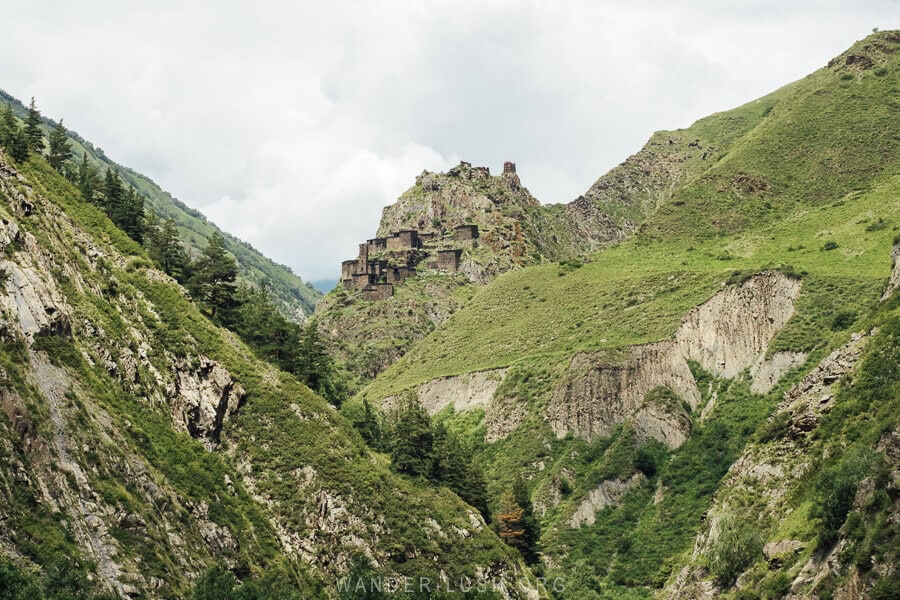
[167,356,246,448]
[407,368,507,415]
[676,271,801,379]
[663,333,870,598]
[881,242,900,301]
[0,226,71,340]
[569,473,646,527]
[547,341,698,447]
[750,351,808,394]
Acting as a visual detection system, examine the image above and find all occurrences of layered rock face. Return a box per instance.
[547,272,802,449]
[882,242,900,301]
[168,356,246,448]
[568,472,647,528]
[548,342,699,448]
[675,272,802,379]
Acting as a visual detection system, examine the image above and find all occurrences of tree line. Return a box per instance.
[351,396,540,563]
[1,97,345,407]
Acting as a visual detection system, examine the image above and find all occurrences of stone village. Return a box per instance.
[340,223,479,301]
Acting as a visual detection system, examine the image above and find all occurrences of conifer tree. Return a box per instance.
[76,153,100,202]
[47,119,72,172]
[355,399,383,450]
[432,424,490,519]
[7,125,29,163]
[294,319,343,406]
[23,97,43,154]
[0,104,14,148]
[511,476,541,563]
[389,396,434,478]
[147,216,188,280]
[496,489,526,548]
[189,232,239,321]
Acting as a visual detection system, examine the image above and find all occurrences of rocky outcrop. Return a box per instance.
[0,219,71,340]
[676,271,801,379]
[167,356,246,448]
[411,368,507,415]
[569,473,646,527]
[881,242,900,301]
[663,333,870,599]
[749,351,808,395]
[548,342,699,448]
[548,272,802,448]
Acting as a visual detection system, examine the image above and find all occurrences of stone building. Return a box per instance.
[453,224,479,241]
[437,249,462,273]
[340,225,474,299]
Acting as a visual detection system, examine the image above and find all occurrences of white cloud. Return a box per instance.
[1,0,897,280]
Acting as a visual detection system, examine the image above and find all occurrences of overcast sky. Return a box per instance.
[2,1,897,282]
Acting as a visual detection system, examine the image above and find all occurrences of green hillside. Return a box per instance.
[0,89,321,320]
[349,31,900,599]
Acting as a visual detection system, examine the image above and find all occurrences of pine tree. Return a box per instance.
[496,489,527,547]
[47,119,72,172]
[102,168,125,221]
[121,186,145,243]
[76,153,100,202]
[189,232,238,321]
[388,396,434,478]
[294,319,344,406]
[7,125,29,163]
[512,476,541,563]
[23,97,43,154]
[147,216,188,281]
[432,424,490,519]
[355,399,383,450]
[0,104,14,148]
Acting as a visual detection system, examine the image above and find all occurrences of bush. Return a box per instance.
[810,447,876,549]
[830,311,856,331]
[703,514,763,585]
[821,240,839,251]
[874,67,889,77]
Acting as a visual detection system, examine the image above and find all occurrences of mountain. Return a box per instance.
[0,89,321,320]
[0,154,528,597]
[345,30,900,598]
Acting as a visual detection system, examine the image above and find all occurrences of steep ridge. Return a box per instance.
[347,30,900,598]
[0,89,321,320]
[317,82,786,385]
[0,153,531,597]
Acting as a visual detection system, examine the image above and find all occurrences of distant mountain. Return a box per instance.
[0,88,321,319]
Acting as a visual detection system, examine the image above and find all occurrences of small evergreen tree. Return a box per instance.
[23,97,43,154]
[6,125,29,163]
[47,119,72,172]
[189,232,239,321]
[496,489,526,548]
[0,104,15,148]
[512,475,541,563]
[294,319,344,406]
[146,216,189,281]
[432,424,489,519]
[76,153,100,202]
[354,399,383,450]
[389,396,434,478]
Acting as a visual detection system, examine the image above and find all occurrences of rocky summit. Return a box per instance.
[1,28,899,600]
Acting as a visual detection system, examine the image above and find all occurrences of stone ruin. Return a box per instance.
[340,225,479,301]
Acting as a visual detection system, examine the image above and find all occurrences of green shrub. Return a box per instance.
[821,240,839,251]
[830,311,856,331]
[874,67,889,77]
[810,447,877,549]
[703,514,763,585]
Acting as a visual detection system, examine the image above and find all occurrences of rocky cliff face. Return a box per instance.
[546,272,802,449]
[664,331,880,600]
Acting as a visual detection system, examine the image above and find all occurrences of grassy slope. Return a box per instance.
[350,31,900,598]
[0,89,321,320]
[361,32,900,401]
